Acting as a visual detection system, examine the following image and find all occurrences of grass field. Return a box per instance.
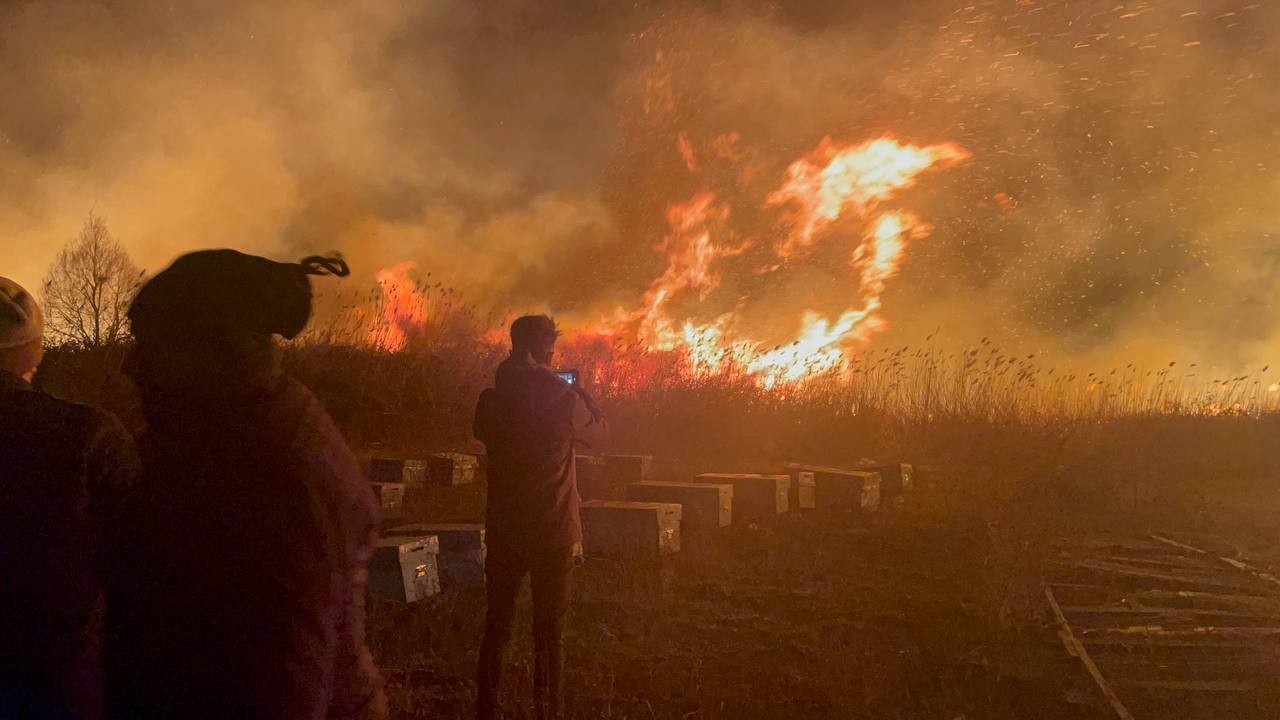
[32,307,1280,718]
[357,409,1280,719]
[369,474,1102,720]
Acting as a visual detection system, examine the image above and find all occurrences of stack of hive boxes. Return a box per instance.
[784,463,881,513]
[694,473,789,524]
[626,481,733,546]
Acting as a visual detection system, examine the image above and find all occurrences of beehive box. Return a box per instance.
[694,474,789,522]
[580,501,681,557]
[428,452,479,487]
[575,454,617,500]
[785,464,880,512]
[779,468,817,511]
[853,463,912,497]
[626,481,733,541]
[369,481,406,519]
[602,454,653,487]
[368,534,440,603]
[385,523,486,590]
[368,458,428,487]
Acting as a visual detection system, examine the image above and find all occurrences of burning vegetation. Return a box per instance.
[9,2,1280,719]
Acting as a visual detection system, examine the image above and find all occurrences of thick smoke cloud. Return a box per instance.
[2,0,1277,368]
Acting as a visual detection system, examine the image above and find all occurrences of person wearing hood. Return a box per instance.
[473,314,608,720]
[0,277,138,720]
[105,251,387,720]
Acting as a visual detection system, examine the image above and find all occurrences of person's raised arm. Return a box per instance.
[570,385,609,449]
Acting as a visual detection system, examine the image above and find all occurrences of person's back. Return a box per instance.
[0,278,137,720]
[106,250,386,720]
[110,375,380,720]
[481,353,587,549]
[473,315,607,720]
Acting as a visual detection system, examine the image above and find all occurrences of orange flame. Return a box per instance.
[769,136,968,259]
[370,261,426,351]
[633,192,743,349]
[623,134,968,387]
[366,133,969,392]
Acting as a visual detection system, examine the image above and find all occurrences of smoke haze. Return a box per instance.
[3,0,1277,368]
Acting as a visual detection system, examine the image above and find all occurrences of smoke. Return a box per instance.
[2,0,1277,369]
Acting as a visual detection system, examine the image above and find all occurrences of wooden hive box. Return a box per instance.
[369,481,406,520]
[785,464,880,512]
[368,458,428,487]
[778,468,817,511]
[694,474,789,522]
[602,454,653,487]
[853,463,912,498]
[369,534,440,603]
[428,452,479,487]
[385,523,486,590]
[626,481,733,541]
[580,500,681,557]
[575,454,617,500]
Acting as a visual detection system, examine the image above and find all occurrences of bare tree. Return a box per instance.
[41,212,143,349]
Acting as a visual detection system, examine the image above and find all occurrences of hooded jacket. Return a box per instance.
[474,353,607,549]
[106,374,385,720]
[109,248,383,720]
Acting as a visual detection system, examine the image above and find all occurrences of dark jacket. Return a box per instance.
[106,374,385,720]
[0,370,138,720]
[474,353,607,549]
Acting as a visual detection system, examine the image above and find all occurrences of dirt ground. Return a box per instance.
[368,475,1108,720]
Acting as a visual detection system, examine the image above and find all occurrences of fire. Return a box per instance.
[623,133,968,386]
[633,192,742,350]
[370,261,427,351]
[769,137,968,259]
[746,310,873,388]
[366,133,969,389]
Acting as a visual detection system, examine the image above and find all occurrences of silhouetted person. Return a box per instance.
[0,277,138,720]
[473,314,607,720]
[105,251,387,720]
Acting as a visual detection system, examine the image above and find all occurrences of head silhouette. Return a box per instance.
[510,314,559,367]
[0,277,44,380]
[125,249,347,405]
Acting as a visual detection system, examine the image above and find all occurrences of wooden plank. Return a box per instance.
[1050,587,1280,616]
[1128,589,1280,611]
[1064,559,1268,594]
[1081,626,1280,639]
[1061,605,1280,627]
[1115,679,1255,693]
[1094,555,1229,572]
[1098,656,1280,681]
[1219,557,1280,589]
[1150,534,1280,590]
[1149,535,1208,556]
[1081,632,1280,648]
[1045,584,1135,720]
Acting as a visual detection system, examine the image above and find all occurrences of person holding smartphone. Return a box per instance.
[473,314,607,720]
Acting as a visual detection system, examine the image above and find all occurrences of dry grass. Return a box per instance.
[31,288,1280,719]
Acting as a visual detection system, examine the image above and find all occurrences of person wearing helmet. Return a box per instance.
[0,276,138,720]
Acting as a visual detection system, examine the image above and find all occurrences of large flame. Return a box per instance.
[769,137,968,259]
[367,133,968,388]
[623,134,968,386]
[633,192,735,349]
[370,261,427,351]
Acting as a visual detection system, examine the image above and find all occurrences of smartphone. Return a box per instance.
[555,369,580,385]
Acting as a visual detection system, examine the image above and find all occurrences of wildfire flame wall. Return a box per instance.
[3,0,1277,370]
